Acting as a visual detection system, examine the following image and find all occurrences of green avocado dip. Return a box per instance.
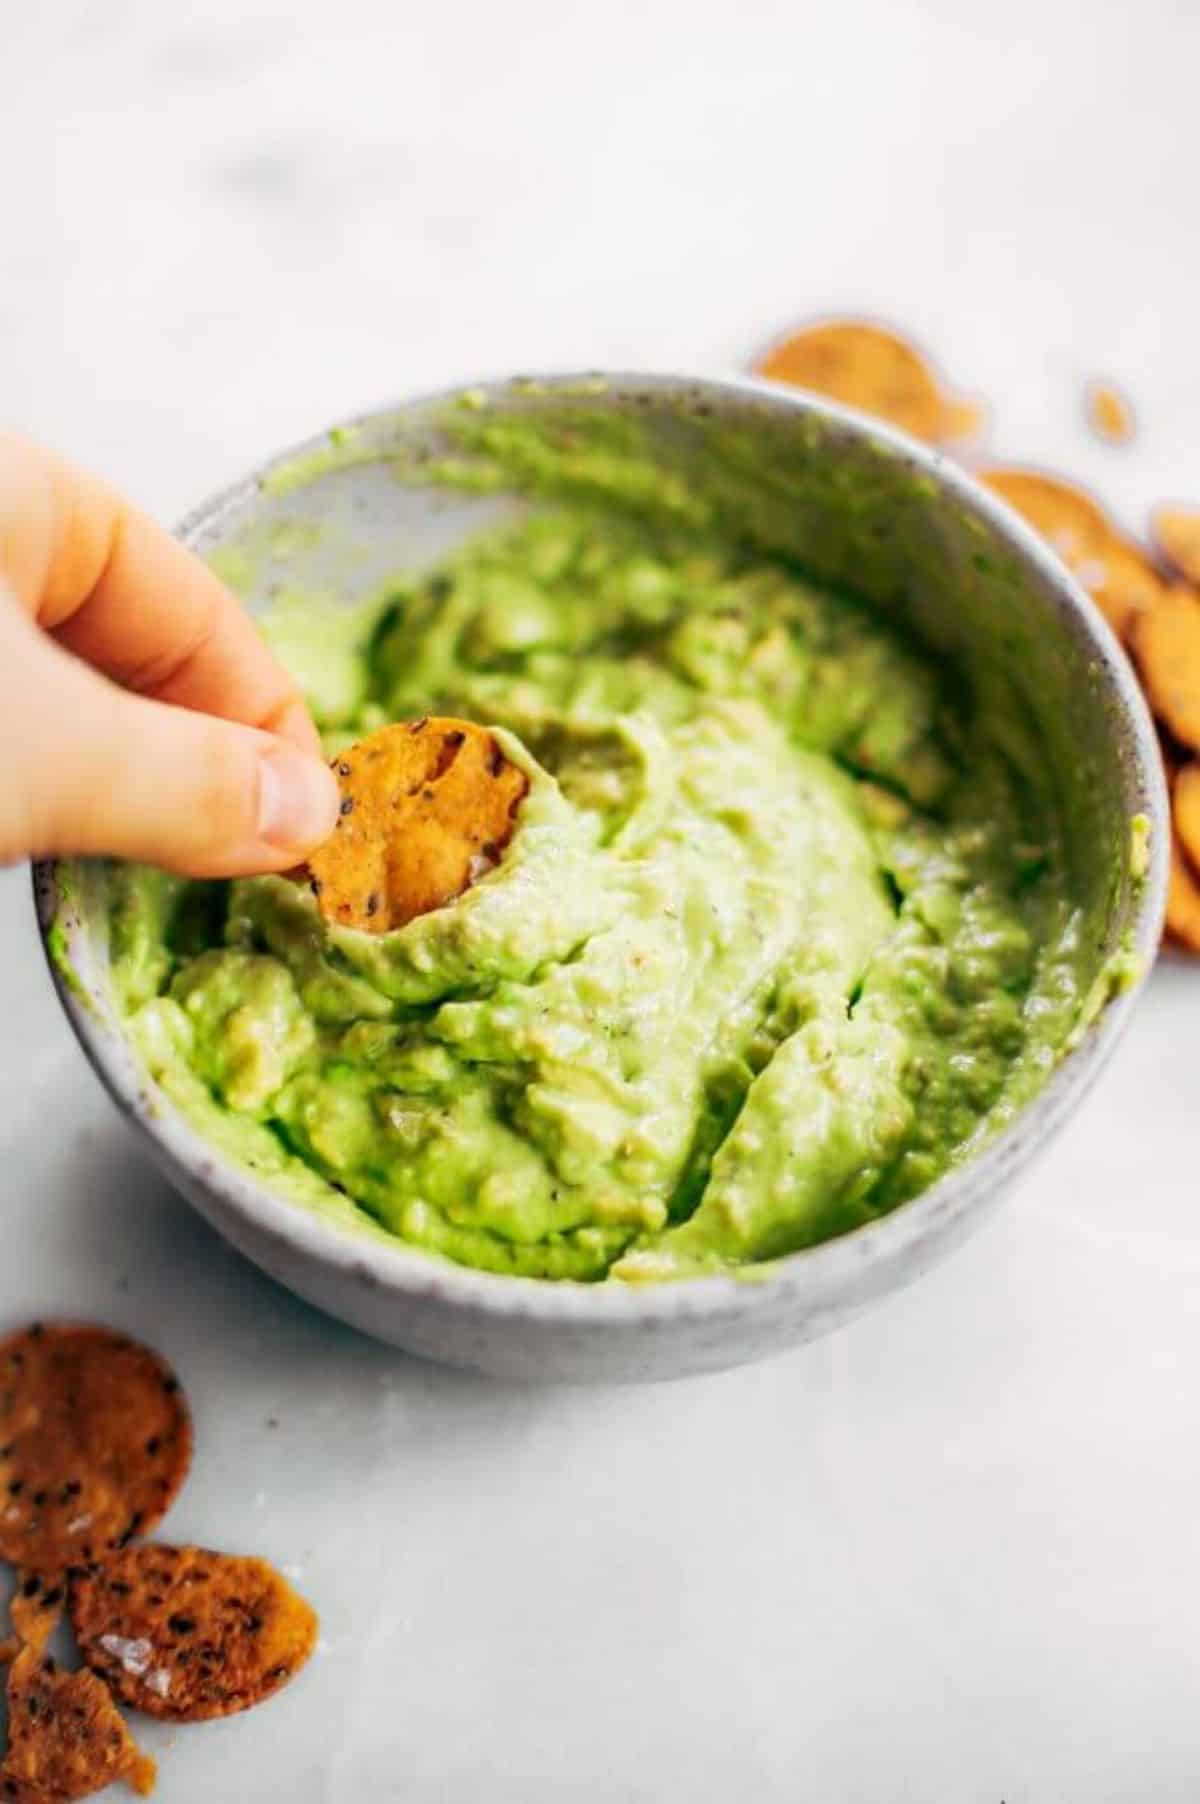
[104,425,1107,1284]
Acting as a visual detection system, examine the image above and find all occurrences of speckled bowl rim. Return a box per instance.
[34,370,1170,1332]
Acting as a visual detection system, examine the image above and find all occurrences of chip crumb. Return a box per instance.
[307,717,529,934]
[1151,506,1200,588]
[70,1543,318,1723]
[0,1645,156,1799]
[1085,381,1135,445]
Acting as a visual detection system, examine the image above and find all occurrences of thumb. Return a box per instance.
[7,617,339,877]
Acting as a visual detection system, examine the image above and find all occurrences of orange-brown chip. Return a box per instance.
[1151,506,1200,588]
[1172,762,1200,880]
[1130,585,1200,751]
[0,1647,156,1800]
[1158,732,1180,795]
[1085,381,1135,445]
[1089,537,1165,638]
[70,1544,318,1723]
[753,319,959,443]
[1166,832,1200,952]
[307,717,529,934]
[984,467,1111,562]
[983,467,1161,637]
[9,1572,64,1655]
[0,1324,192,1575]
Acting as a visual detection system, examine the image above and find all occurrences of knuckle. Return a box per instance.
[186,724,259,862]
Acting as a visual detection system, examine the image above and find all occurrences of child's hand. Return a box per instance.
[0,432,339,876]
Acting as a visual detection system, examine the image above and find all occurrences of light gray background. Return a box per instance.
[4,3,1200,1798]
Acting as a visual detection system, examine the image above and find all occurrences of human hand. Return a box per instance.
[0,431,339,876]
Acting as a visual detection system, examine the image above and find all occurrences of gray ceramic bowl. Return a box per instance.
[35,373,1168,1383]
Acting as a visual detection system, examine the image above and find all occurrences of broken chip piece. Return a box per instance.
[70,1543,318,1723]
[307,717,529,933]
[0,1646,156,1800]
[752,318,971,444]
[0,1324,192,1575]
[1151,506,1200,588]
[9,1571,64,1655]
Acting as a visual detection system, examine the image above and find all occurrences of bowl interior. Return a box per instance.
[39,373,1168,1312]
[187,374,1156,929]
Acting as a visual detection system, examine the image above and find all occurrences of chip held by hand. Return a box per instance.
[307,717,529,933]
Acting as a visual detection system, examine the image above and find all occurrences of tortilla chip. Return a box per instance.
[1130,585,1200,752]
[1151,506,1200,588]
[307,717,528,933]
[982,468,1160,637]
[752,319,956,443]
[1085,381,1135,445]
[1090,538,1165,638]
[0,1647,156,1800]
[0,1325,192,1575]
[1165,831,1200,951]
[1172,761,1200,878]
[8,1572,64,1655]
[70,1544,318,1723]
[984,468,1111,562]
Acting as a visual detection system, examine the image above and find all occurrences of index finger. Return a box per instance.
[0,430,321,758]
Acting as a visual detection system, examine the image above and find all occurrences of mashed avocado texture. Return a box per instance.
[109,479,1095,1282]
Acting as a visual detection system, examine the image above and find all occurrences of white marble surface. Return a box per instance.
[4,1,1200,1797]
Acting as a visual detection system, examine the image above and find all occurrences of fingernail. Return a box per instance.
[256,744,339,853]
